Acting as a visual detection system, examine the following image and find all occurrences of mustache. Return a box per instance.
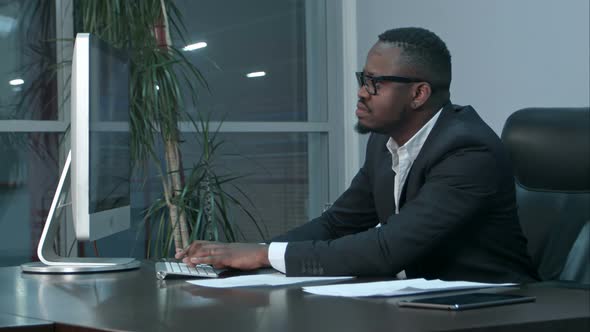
[357,99,371,112]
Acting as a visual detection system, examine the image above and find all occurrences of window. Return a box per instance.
[172,0,346,240]
[0,0,352,265]
[0,0,64,266]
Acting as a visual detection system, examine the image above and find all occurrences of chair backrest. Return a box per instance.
[501,107,590,283]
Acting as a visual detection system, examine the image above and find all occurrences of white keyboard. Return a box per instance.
[155,261,227,280]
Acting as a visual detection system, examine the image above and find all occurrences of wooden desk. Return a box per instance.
[0,313,52,332]
[0,262,588,332]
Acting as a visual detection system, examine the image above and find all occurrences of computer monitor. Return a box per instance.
[71,33,131,242]
[21,33,140,273]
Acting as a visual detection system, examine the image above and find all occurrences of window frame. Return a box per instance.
[0,0,360,254]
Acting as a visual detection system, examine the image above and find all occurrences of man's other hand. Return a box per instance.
[174,241,270,270]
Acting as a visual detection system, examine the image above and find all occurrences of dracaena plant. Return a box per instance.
[74,0,266,257]
[9,0,265,257]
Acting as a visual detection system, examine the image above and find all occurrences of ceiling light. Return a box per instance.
[0,15,17,36]
[183,42,207,51]
[9,78,24,86]
[246,71,266,78]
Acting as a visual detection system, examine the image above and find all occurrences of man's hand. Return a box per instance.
[174,241,271,270]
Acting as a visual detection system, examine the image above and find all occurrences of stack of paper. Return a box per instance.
[302,278,514,297]
[187,273,354,288]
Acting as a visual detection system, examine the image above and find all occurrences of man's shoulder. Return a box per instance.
[444,104,486,126]
[415,103,511,168]
[437,104,499,142]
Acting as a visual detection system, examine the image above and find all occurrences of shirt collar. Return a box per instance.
[386,108,443,161]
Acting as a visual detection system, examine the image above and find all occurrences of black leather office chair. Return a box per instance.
[502,107,590,284]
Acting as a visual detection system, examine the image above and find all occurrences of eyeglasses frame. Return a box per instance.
[355,71,431,95]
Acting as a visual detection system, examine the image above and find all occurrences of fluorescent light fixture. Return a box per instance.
[246,71,266,78]
[9,78,24,86]
[182,42,207,51]
[0,15,17,36]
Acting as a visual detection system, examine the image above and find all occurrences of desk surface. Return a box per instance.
[0,262,588,332]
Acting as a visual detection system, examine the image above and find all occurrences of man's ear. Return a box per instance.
[410,82,432,109]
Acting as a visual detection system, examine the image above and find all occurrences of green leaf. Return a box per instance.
[18,0,266,259]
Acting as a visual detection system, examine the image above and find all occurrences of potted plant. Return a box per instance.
[10,0,265,259]
[76,0,267,257]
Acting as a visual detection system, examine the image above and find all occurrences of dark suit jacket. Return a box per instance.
[273,103,539,283]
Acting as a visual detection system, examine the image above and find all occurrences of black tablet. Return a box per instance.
[397,292,536,310]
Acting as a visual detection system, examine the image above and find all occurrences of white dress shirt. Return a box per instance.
[268,109,443,274]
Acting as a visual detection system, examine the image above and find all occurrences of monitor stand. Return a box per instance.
[21,150,140,274]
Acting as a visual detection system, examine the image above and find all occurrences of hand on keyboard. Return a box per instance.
[155,261,226,280]
[174,241,271,270]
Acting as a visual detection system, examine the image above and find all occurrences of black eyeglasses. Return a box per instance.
[355,71,428,95]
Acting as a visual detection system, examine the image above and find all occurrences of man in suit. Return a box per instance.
[176,27,539,283]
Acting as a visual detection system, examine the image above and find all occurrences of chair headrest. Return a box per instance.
[501,107,590,192]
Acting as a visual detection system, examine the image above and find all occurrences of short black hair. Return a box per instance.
[378,27,451,91]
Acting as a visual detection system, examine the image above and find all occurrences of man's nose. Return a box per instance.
[357,84,370,99]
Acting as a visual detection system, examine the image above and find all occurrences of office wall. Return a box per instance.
[354,0,590,160]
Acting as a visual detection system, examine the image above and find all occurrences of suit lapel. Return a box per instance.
[374,144,396,224]
[403,103,456,203]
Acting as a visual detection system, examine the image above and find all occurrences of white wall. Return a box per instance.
[352,0,589,165]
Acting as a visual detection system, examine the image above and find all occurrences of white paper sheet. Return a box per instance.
[302,278,515,297]
[187,273,354,288]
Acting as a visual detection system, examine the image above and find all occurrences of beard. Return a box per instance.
[354,121,372,134]
[355,99,374,134]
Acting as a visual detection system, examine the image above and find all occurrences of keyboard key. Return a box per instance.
[180,264,190,274]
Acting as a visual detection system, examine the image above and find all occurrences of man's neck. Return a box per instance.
[389,107,439,146]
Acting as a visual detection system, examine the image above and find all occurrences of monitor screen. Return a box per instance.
[88,36,130,214]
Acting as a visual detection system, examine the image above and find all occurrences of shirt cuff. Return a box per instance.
[268,242,288,274]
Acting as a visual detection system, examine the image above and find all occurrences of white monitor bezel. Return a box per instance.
[71,33,130,242]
